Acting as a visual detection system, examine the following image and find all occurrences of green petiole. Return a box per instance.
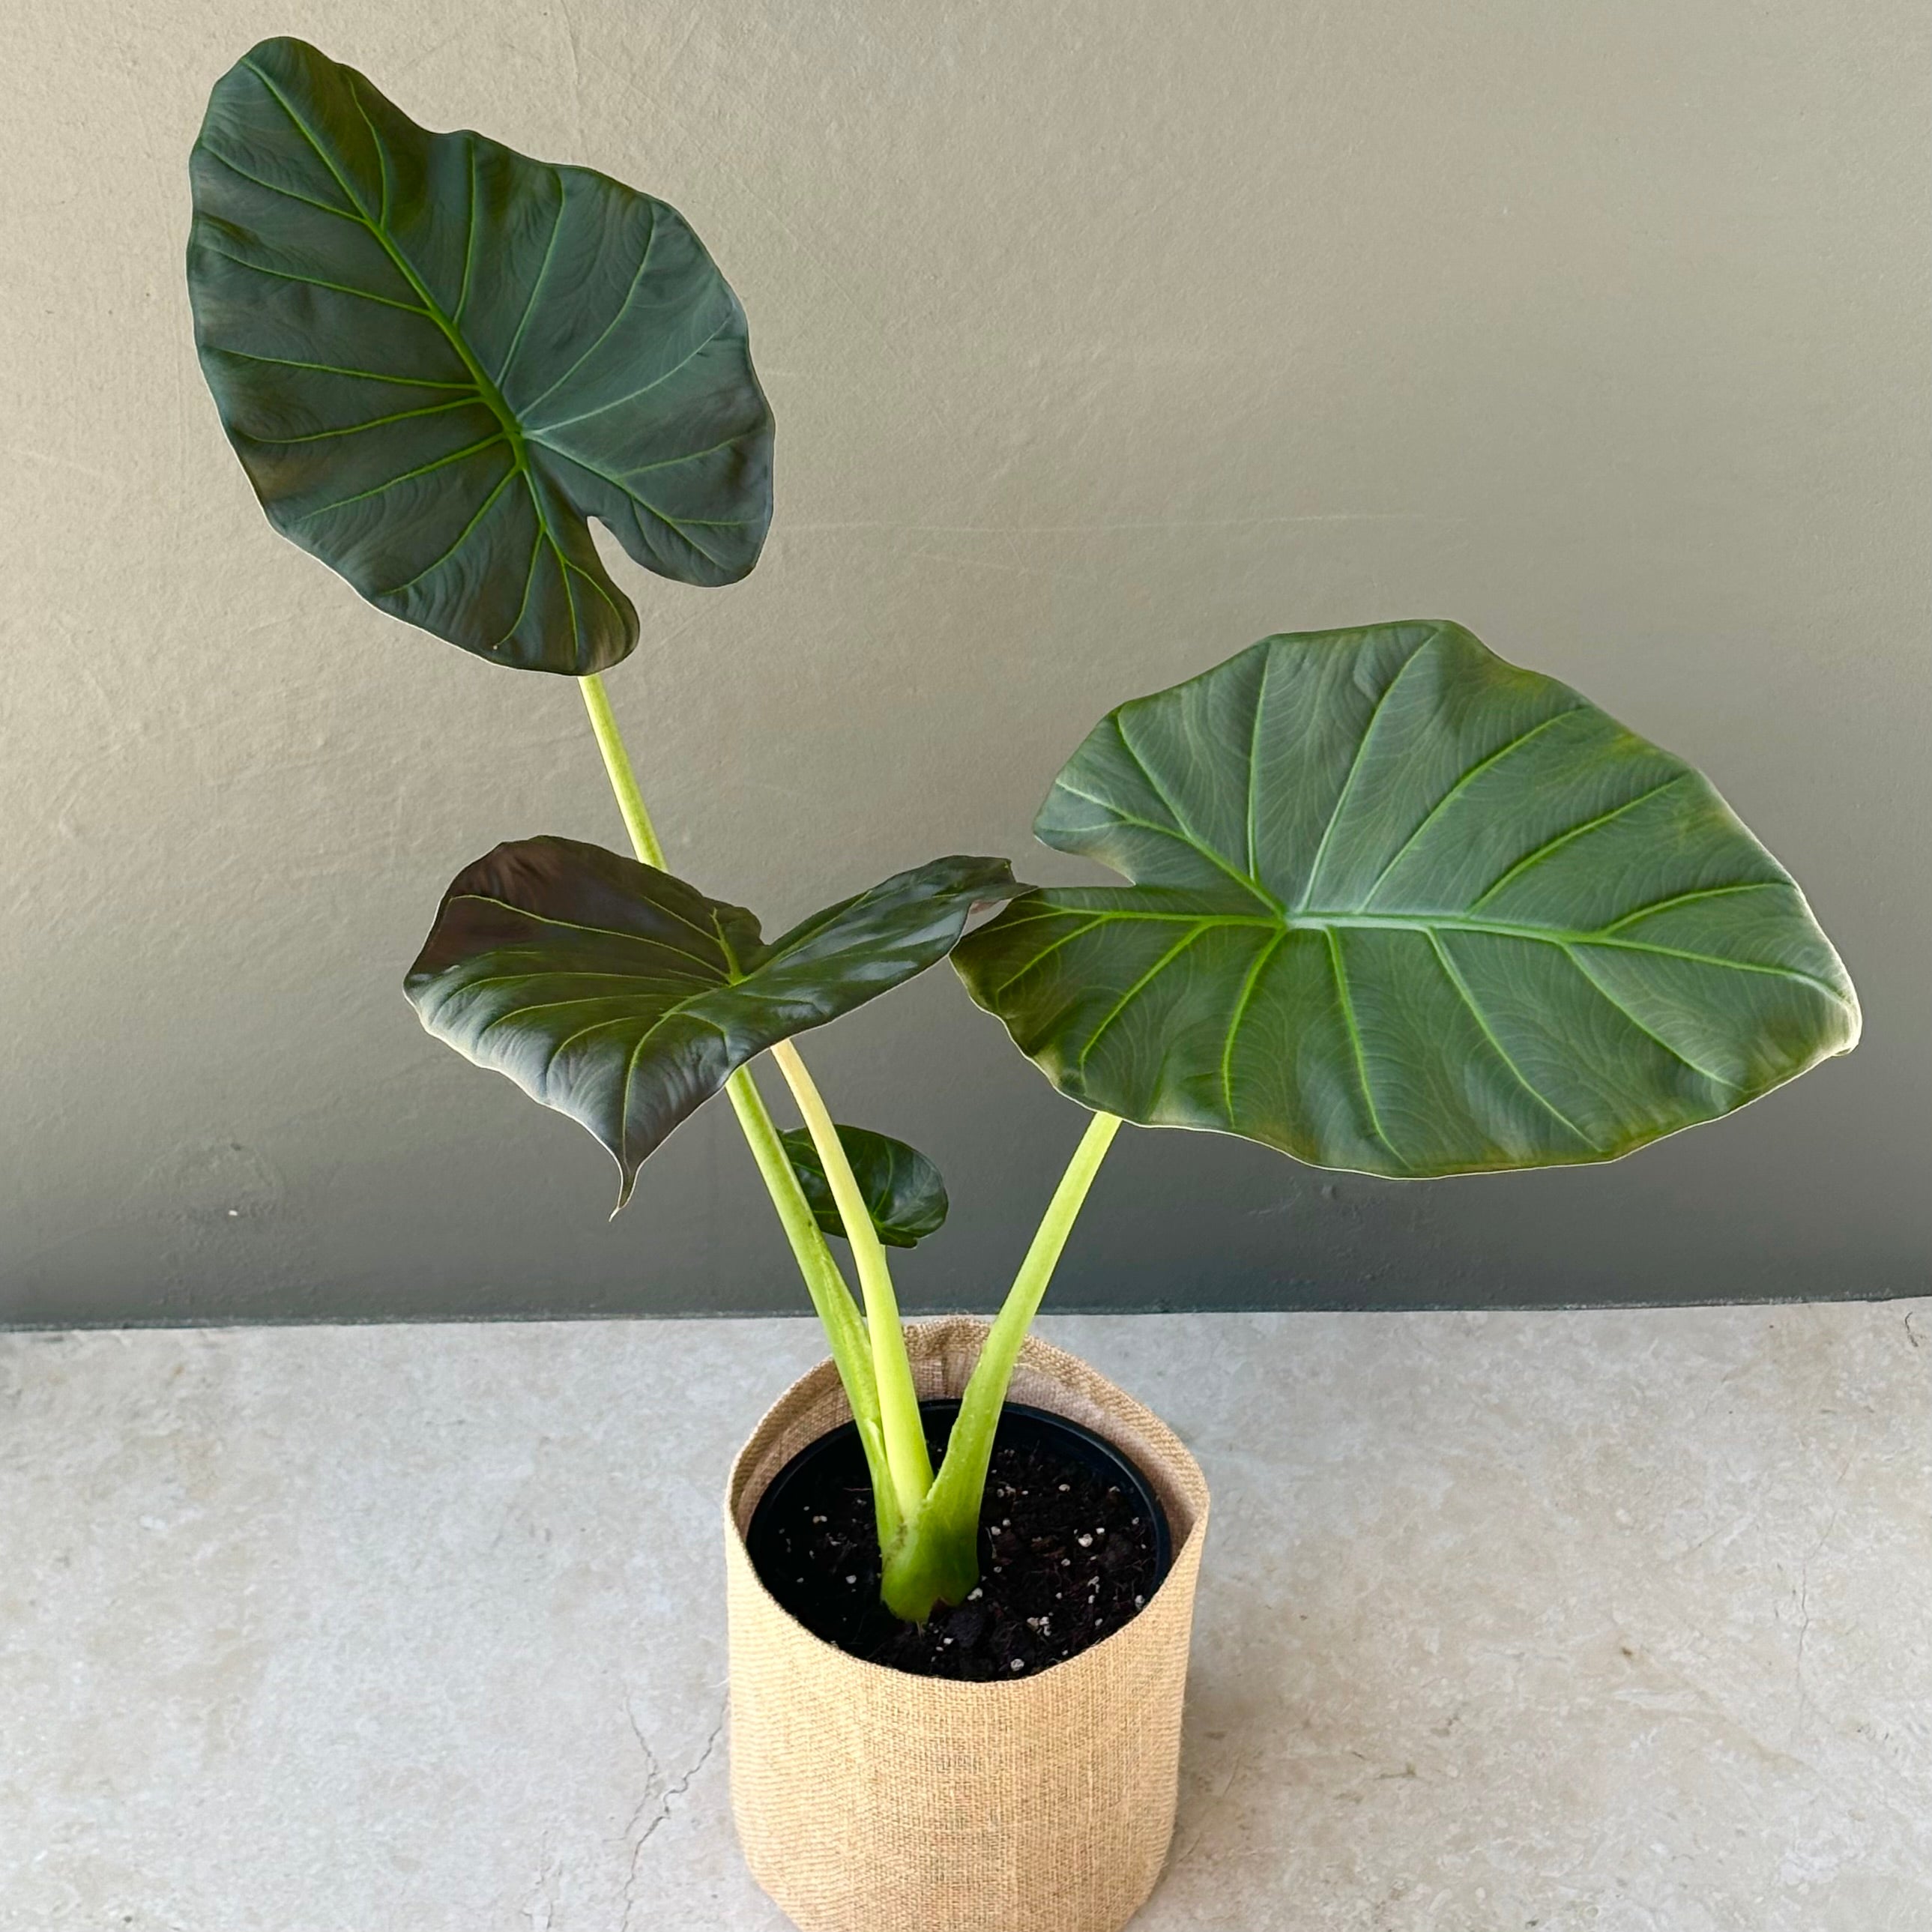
[578,671,668,869]
[881,1108,1123,1621]
[769,1038,935,1526]
[576,671,1123,1623]
[576,674,900,1540]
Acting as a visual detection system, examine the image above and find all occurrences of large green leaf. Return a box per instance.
[780,1126,950,1249]
[955,621,1859,1176]
[187,37,772,675]
[406,838,1018,1204]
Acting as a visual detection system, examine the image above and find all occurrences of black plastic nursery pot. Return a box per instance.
[746,1395,1175,1681]
[723,1317,1211,1932]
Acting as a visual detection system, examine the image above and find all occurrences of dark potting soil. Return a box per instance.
[748,1406,1167,1681]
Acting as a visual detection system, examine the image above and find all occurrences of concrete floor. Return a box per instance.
[3,1305,1928,1931]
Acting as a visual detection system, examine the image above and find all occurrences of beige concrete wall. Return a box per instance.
[2,1,1925,1320]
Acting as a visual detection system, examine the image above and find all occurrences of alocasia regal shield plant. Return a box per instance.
[187,38,1859,1626]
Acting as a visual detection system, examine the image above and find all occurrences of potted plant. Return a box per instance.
[185,39,1860,1932]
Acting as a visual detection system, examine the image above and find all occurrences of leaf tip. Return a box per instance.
[609,1144,643,1216]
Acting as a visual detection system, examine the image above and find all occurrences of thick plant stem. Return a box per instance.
[881,1108,1123,1620]
[574,674,897,1538]
[768,1037,935,1527]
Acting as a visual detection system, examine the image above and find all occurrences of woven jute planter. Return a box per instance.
[724,1316,1211,1932]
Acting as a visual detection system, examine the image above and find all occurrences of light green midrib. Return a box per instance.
[996,899,1784,1171]
[1033,752,1844,1003]
[232,60,676,647]
[233,67,736,468]
[996,902,1852,1004]
[240,61,524,451]
[202,136,737,506]
[237,60,584,644]
[980,897,1805,1155]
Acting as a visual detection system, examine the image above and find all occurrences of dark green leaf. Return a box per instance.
[406,838,1018,1204]
[187,37,772,674]
[779,1126,950,1249]
[955,621,1859,1176]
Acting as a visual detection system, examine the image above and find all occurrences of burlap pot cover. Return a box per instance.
[725,1316,1211,1932]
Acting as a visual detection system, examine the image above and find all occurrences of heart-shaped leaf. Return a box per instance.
[406,838,1018,1204]
[187,37,773,674]
[779,1126,950,1249]
[955,621,1859,1176]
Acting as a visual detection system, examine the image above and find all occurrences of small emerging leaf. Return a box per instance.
[405,838,1018,1205]
[187,37,773,674]
[956,621,1859,1177]
[780,1125,950,1249]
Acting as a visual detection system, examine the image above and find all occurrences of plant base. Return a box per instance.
[724,1317,1211,1932]
[746,1396,1173,1679]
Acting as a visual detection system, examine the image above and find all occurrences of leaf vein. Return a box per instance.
[1298,630,1438,911]
[1358,707,1586,907]
[197,247,426,314]
[1425,932,1602,1150]
[1467,776,1687,911]
[247,397,479,445]
[1325,927,1406,1165]
[294,432,506,522]
[375,461,521,597]
[1560,945,1742,1090]
[524,309,732,433]
[1219,930,1286,1122]
[1075,923,1213,1073]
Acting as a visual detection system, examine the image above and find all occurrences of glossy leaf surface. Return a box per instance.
[779,1126,950,1249]
[955,621,1859,1176]
[406,839,1017,1204]
[187,37,772,674]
